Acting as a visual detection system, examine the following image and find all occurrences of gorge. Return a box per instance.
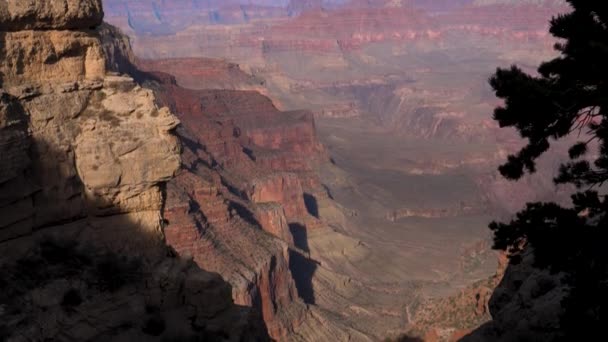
[0,0,575,341]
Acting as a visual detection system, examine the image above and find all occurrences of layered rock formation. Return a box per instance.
[96,22,374,340]
[137,58,266,91]
[143,73,360,340]
[0,1,266,340]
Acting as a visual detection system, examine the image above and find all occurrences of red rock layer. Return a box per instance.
[137,57,265,90]
[104,0,566,62]
[141,62,330,339]
[248,173,309,220]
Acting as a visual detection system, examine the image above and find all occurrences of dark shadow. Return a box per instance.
[0,90,271,341]
[289,223,309,252]
[288,249,318,305]
[174,126,214,172]
[287,220,317,305]
[394,335,424,342]
[303,193,319,218]
[221,176,245,198]
[322,184,335,200]
[228,200,259,227]
[0,32,5,87]
[242,146,256,161]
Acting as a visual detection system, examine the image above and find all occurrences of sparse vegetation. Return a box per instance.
[0,236,144,318]
[94,90,107,102]
[99,109,121,127]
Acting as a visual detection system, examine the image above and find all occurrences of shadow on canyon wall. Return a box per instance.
[0,91,270,341]
[303,193,319,218]
[287,222,318,304]
[289,249,318,305]
[289,223,309,252]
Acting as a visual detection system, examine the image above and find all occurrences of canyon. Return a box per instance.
[107,1,572,339]
[0,0,575,341]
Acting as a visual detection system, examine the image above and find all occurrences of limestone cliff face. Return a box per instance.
[0,0,104,31]
[0,1,266,340]
[0,0,178,247]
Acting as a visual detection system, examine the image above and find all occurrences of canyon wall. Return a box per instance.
[100,25,372,340]
[147,74,363,341]
[0,1,267,340]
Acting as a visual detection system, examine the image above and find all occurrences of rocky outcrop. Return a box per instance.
[402,253,508,341]
[151,82,328,340]
[0,2,267,340]
[249,173,309,220]
[0,73,179,245]
[255,202,295,244]
[137,58,267,91]
[1,238,267,341]
[461,250,566,342]
[0,0,104,31]
[162,166,308,339]
[98,22,139,76]
[0,30,105,87]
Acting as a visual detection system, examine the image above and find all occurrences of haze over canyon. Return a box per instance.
[0,0,574,341]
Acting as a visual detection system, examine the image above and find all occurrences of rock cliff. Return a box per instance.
[97,20,371,340]
[144,72,363,340]
[0,1,266,340]
[461,250,566,341]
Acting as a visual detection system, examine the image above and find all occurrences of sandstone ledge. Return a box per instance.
[0,0,103,31]
[0,30,106,87]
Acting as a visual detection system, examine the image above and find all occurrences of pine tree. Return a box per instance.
[488,1,608,338]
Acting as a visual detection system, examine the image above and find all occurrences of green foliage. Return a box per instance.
[489,0,608,339]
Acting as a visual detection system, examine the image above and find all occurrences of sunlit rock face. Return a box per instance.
[0,0,104,31]
[0,27,179,246]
